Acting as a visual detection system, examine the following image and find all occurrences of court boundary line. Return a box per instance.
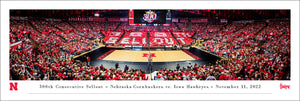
[98,59,202,63]
[102,50,196,62]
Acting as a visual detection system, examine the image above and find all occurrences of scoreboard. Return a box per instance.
[129,9,172,26]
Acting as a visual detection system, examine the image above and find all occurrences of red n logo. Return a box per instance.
[9,82,18,91]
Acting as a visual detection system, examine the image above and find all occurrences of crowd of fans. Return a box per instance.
[197,23,266,57]
[9,19,290,80]
[192,21,290,80]
[107,22,120,31]
[69,21,91,32]
[10,20,101,80]
[10,59,148,80]
[115,22,182,32]
[9,20,35,56]
[49,21,76,32]
[31,20,58,34]
[89,21,106,32]
[192,23,207,40]
[117,23,137,32]
[10,20,37,43]
[176,22,189,32]
[161,23,181,32]
[219,23,245,35]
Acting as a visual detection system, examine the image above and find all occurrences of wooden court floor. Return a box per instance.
[103,50,195,62]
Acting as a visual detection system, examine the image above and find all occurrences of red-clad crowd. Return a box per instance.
[9,19,290,80]
[9,21,35,56]
[191,23,206,35]
[161,23,180,32]
[204,23,225,33]
[176,22,189,32]
[69,21,91,32]
[31,21,58,34]
[117,23,137,32]
[107,22,120,31]
[10,57,148,80]
[89,21,106,32]
[115,22,181,32]
[219,23,245,35]
[10,20,101,80]
[191,22,290,80]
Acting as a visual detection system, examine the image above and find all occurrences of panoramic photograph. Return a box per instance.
[9,9,290,81]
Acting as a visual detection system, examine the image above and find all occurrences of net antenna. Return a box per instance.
[148,44,153,80]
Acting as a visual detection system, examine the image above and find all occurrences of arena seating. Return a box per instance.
[30,20,58,34]
[9,18,290,81]
[191,23,206,33]
[49,21,77,34]
[116,22,136,32]
[107,22,120,31]
[69,21,91,32]
[204,23,225,33]
[191,21,290,80]
[88,21,106,32]
[176,22,189,32]
[161,23,180,32]
[10,21,35,55]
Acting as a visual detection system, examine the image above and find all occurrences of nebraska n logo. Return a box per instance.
[9,82,18,91]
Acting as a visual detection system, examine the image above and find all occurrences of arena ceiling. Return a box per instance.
[10,9,290,21]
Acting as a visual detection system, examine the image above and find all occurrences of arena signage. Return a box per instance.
[150,37,177,45]
[130,9,171,26]
[119,32,147,45]
[119,37,147,45]
[103,37,120,44]
[173,32,194,45]
[176,37,193,45]
[102,31,124,44]
[126,32,147,37]
[149,32,173,37]
[149,32,177,45]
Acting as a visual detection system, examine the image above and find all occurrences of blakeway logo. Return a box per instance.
[280,83,290,90]
[143,10,157,23]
